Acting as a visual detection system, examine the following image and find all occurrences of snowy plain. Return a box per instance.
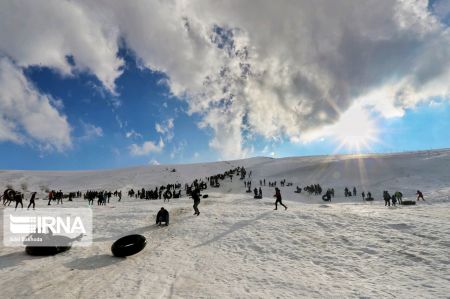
[0,149,449,298]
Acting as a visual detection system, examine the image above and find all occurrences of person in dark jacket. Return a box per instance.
[273,187,287,210]
[192,188,201,216]
[27,192,36,210]
[416,190,424,201]
[391,194,397,206]
[383,191,391,206]
[156,207,169,226]
[15,192,23,210]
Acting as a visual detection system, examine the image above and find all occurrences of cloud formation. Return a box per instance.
[155,118,174,141]
[80,121,103,141]
[2,0,450,158]
[0,0,122,92]
[129,138,164,156]
[125,130,143,139]
[0,58,72,151]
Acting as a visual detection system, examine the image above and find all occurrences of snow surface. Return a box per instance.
[1,150,450,298]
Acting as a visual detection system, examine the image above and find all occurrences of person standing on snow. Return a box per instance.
[14,192,23,210]
[47,190,53,206]
[192,187,201,216]
[416,190,425,201]
[394,191,403,204]
[383,191,391,206]
[273,187,287,210]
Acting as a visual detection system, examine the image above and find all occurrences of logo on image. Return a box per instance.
[3,208,92,247]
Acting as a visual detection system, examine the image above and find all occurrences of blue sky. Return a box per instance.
[1,1,450,170]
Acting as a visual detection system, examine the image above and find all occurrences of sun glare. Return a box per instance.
[332,105,379,152]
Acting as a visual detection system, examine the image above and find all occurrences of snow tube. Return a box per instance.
[164,190,173,199]
[254,195,262,199]
[24,234,75,256]
[365,197,374,201]
[202,194,209,198]
[111,234,147,257]
[401,200,416,206]
[26,245,71,256]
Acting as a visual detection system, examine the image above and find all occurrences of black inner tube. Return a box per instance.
[164,190,173,199]
[26,245,71,256]
[111,234,147,257]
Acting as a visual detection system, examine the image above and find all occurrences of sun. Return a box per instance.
[332,105,379,152]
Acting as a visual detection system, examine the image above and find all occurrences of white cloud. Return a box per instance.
[115,115,124,129]
[0,58,72,151]
[170,140,187,160]
[80,121,103,140]
[2,1,450,159]
[0,0,122,92]
[101,0,450,159]
[149,159,160,165]
[155,118,175,141]
[129,138,164,156]
[125,130,142,139]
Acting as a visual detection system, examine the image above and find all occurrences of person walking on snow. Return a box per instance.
[27,192,36,210]
[48,191,53,205]
[273,187,287,210]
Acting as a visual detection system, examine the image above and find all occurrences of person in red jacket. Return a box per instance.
[48,191,53,205]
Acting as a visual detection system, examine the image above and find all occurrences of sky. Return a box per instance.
[0,0,450,170]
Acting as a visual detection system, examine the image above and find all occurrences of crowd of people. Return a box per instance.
[2,163,428,217]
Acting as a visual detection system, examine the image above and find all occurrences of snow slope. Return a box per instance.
[1,149,450,298]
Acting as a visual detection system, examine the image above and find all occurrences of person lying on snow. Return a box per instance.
[156,207,169,226]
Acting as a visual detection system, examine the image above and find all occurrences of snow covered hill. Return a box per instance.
[0,149,449,298]
[2,149,450,202]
